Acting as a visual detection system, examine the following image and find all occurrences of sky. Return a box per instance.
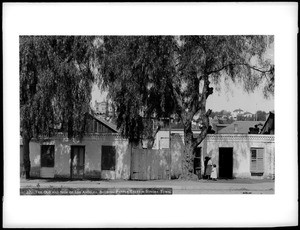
[92,78,274,114]
[206,79,274,114]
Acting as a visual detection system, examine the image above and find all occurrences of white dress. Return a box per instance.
[211,167,217,179]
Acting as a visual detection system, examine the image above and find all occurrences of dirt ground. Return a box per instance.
[20,178,275,194]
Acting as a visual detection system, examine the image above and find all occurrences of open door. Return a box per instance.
[193,147,202,179]
[219,147,233,179]
[70,146,85,179]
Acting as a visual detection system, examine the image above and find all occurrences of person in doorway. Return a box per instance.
[211,164,217,181]
[205,157,213,180]
[204,156,209,179]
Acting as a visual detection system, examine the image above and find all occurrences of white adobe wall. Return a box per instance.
[28,134,131,180]
[200,134,275,179]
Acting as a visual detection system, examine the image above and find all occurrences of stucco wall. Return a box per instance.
[28,134,131,180]
[26,133,274,180]
[29,141,42,177]
[199,134,275,179]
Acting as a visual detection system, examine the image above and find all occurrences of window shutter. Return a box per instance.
[250,159,257,172]
[250,149,257,172]
[256,148,264,173]
[250,148,264,175]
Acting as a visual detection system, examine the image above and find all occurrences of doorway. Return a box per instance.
[219,147,233,179]
[70,146,85,179]
[193,147,202,179]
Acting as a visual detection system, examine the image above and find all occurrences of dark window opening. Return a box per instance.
[41,145,55,167]
[101,146,116,171]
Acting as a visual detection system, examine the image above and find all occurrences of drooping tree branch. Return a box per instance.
[206,62,274,76]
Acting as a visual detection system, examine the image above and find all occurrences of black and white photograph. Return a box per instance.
[3,2,298,228]
[18,35,275,196]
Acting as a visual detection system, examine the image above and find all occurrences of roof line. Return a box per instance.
[89,113,118,133]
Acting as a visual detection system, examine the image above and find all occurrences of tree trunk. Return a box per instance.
[22,134,31,179]
[180,122,198,180]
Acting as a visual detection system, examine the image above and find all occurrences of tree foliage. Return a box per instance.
[255,110,267,121]
[101,36,178,143]
[20,36,95,139]
[20,36,95,178]
[99,35,274,179]
[100,36,273,138]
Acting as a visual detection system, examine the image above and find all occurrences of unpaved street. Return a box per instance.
[20,178,274,194]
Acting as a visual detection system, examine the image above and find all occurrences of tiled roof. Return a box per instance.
[218,120,265,134]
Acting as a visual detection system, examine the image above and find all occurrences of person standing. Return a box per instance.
[205,157,213,180]
[204,156,209,179]
[211,164,217,181]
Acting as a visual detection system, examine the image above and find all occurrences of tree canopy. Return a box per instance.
[100,36,274,142]
[99,35,274,179]
[20,36,95,139]
[19,35,274,180]
[20,36,96,178]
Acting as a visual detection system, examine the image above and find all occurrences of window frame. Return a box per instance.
[250,147,264,176]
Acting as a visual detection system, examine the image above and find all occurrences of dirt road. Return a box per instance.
[20,178,274,194]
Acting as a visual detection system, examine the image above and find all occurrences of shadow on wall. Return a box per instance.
[170,134,184,179]
[113,138,131,180]
[55,142,71,178]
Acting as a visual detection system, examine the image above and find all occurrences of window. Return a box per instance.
[250,148,264,176]
[41,145,55,167]
[101,146,116,171]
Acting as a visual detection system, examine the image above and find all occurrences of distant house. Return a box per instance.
[232,108,244,119]
[243,111,253,118]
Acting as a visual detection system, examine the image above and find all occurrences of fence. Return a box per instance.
[131,148,171,180]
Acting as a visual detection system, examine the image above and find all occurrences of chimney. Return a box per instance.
[234,123,238,133]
